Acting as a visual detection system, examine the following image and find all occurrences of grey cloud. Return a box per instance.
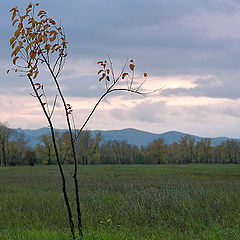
[163,74,240,99]
[111,99,240,126]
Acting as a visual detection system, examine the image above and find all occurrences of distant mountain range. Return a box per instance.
[14,127,238,148]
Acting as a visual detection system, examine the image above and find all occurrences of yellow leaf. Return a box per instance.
[12,56,19,65]
[144,73,148,78]
[129,63,135,71]
[122,72,128,79]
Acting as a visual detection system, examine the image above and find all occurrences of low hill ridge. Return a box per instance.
[13,127,237,147]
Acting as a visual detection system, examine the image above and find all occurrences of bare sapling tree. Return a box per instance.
[8,2,157,239]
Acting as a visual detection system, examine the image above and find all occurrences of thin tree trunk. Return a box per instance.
[2,142,6,166]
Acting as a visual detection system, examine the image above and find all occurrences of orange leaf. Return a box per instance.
[10,37,16,45]
[12,19,18,26]
[12,56,19,65]
[38,10,46,17]
[9,7,17,13]
[30,50,37,59]
[27,41,37,51]
[122,72,128,79]
[11,41,17,49]
[129,63,135,71]
[99,73,106,82]
[14,46,22,55]
[97,69,103,74]
[27,3,32,9]
[11,10,17,21]
[35,3,40,6]
[33,71,39,79]
[49,36,56,42]
[11,50,16,57]
[14,29,21,39]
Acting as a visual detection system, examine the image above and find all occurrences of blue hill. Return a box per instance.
[14,127,236,148]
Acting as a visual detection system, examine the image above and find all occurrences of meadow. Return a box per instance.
[1,164,240,240]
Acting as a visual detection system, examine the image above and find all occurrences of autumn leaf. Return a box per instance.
[11,10,17,21]
[12,56,19,65]
[14,46,22,55]
[11,41,17,49]
[14,29,21,39]
[12,19,18,26]
[26,41,37,52]
[10,37,16,45]
[9,7,17,13]
[27,3,32,9]
[144,73,148,78]
[30,50,37,59]
[33,71,39,79]
[99,73,106,82]
[97,69,103,74]
[38,10,46,17]
[122,72,128,79]
[129,64,135,71]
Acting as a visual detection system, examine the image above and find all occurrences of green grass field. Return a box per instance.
[1,164,240,239]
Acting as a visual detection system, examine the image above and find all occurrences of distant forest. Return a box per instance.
[0,123,240,166]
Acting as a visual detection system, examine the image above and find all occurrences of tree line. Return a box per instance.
[1,122,240,166]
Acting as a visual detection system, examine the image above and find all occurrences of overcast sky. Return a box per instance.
[1,0,240,138]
